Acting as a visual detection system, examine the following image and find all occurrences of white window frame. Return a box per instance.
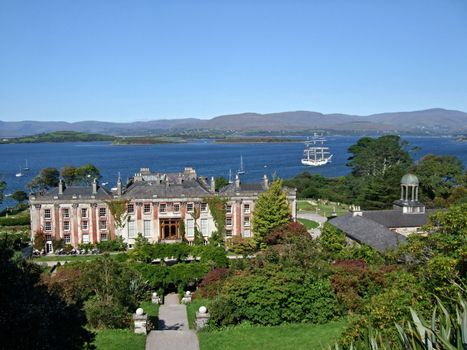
[159,203,167,213]
[201,218,208,236]
[81,208,88,218]
[143,220,151,237]
[99,207,106,217]
[174,203,180,213]
[64,234,71,244]
[63,221,70,231]
[187,202,194,213]
[143,203,151,214]
[186,219,194,237]
[243,204,250,214]
[81,220,89,231]
[99,220,107,230]
[63,208,70,218]
[201,203,208,212]
[127,204,135,214]
[128,220,135,238]
[44,221,52,232]
[44,209,51,219]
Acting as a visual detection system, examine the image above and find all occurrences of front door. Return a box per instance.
[160,219,180,240]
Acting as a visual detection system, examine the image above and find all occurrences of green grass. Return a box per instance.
[187,298,210,329]
[199,320,347,350]
[93,329,146,350]
[297,218,319,229]
[297,200,349,217]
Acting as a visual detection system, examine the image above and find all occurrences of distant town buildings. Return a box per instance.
[29,167,297,252]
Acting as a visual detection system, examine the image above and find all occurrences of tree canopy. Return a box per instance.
[28,167,60,192]
[252,179,291,245]
[61,164,101,186]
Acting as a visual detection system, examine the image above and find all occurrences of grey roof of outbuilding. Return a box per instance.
[33,186,113,201]
[329,213,407,252]
[361,209,436,228]
[122,179,212,199]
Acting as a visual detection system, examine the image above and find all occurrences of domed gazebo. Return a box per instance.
[394,173,425,214]
[400,173,419,202]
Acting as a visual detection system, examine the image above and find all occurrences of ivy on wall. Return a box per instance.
[204,196,227,244]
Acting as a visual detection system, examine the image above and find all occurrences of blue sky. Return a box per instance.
[1,0,466,122]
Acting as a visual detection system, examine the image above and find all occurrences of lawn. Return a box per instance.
[297,217,319,229]
[198,320,347,350]
[93,301,158,350]
[297,200,349,217]
[93,329,146,350]
[187,298,210,329]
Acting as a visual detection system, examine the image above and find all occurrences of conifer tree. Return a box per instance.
[252,179,291,245]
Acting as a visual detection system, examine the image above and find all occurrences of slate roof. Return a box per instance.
[219,182,266,195]
[122,179,212,199]
[361,209,436,228]
[329,213,407,252]
[33,185,112,201]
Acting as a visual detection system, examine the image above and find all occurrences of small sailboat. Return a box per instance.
[237,156,245,175]
[23,160,30,171]
[15,166,23,177]
[301,135,333,167]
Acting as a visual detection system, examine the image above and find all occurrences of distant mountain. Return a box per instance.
[1,108,466,137]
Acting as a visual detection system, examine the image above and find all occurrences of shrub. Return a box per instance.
[210,267,339,327]
[96,236,127,252]
[225,236,257,255]
[265,221,309,245]
[195,245,229,268]
[84,298,130,329]
[0,215,31,226]
[196,268,230,298]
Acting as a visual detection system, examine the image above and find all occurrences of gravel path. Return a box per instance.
[297,210,328,239]
[146,293,199,350]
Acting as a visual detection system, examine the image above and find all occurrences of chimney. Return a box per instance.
[117,174,122,196]
[58,178,64,195]
[263,174,269,189]
[92,178,98,195]
[210,176,216,192]
[235,174,240,189]
[350,204,363,217]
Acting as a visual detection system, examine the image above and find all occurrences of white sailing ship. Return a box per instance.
[301,136,333,166]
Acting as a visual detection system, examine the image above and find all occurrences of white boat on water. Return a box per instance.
[237,155,245,175]
[15,167,23,177]
[301,136,333,167]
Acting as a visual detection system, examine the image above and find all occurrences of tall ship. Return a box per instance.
[301,135,333,166]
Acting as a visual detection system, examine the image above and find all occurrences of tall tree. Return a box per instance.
[0,245,94,349]
[346,135,412,209]
[61,165,77,185]
[11,190,28,203]
[414,154,465,206]
[347,135,411,178]
[28,167,60,192]
[252,179,291,245]
[75,164,101,185]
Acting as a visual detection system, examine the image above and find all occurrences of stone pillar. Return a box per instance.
[181,291,192,304]
[54,204,60,241]
[151,292,161,304]
[72,204,79,247]
[235,201,241,236]
[195,306,210,330]
[133,308,148,334]
[91,203,98,244]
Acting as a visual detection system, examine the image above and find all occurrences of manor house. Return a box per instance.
[29,167,297,252]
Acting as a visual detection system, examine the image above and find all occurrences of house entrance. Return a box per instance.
[160,219,181,240]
